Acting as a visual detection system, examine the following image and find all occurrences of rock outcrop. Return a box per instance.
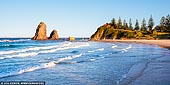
[68,36,75,41]
[90,23,136,40]
[32,22,59,40]
[48,30,59,40]
[32,22,48,40]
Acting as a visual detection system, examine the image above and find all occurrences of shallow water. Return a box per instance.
[0,38,169,85]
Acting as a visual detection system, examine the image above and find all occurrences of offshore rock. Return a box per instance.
[48,30,59,40]
[32,22,48,40]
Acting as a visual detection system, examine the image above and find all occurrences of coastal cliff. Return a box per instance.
[32,22,59,40]
[90,23,136,40]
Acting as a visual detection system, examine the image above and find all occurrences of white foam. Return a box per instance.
[7,52,38,57]
[70,61,77,64]
[18,66,40,74]
[40,43,89,54]
[121,44,132,52]
[126,44,132,49]
[43,62,56,68]
[15,52,38,57]
[0,39,30,43]
[63,42,72,46]
[88,48,104,53]
[0,45,59,55]
[0,52,38,60]
[71,43,89,48]
[88,51,95,53]
[90,59,96,61]
[98,48,104,51]
[121,49,127,52]
[0,44,10,47]
[0,42,89,60]
[112,45,117,48]
[17,53,83,74]
[56,53,82,63]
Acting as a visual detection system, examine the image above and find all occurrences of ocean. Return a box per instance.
[0,38,170,85]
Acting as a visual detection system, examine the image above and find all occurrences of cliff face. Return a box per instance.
[32,22,48,40]
[90,27,106,40]
[48,30,59,40]
[32,22,59,40]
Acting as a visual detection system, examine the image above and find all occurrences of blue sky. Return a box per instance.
[0,0,170,37]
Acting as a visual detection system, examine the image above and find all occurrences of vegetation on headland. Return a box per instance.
[90,15,170,40]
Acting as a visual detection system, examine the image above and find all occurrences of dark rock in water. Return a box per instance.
[48,30,59,40]
[32,22,48,40]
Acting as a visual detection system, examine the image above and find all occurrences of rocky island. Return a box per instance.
[32,22,59,40]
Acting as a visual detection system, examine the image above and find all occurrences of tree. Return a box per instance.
[111,18,117,28]
[117,17,122,29]
[148,15,154,32]
[123,19,127,30]
[129,18,133,30]
[165,14,170,32]
[160,16,166,32]
[125,23,128,30]
[134,19,140,31]
[141,18,147,32]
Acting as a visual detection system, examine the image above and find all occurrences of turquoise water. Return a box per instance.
[0,38,169,85]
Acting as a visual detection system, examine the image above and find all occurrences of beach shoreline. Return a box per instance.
[92,39,170,49]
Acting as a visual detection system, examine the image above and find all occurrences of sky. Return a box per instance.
[0,0,170,38]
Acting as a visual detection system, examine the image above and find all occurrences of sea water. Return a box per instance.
[0,38,169,85]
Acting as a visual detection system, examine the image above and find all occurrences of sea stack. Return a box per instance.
[32,22,48,40]
[48,30,59,40]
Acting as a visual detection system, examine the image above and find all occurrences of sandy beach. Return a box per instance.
[97,39,170,49]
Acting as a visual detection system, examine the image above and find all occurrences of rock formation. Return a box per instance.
[68,36,75,41]
[90,23,136,40]
[48,30,59,40]
[32,22,59,40]
[32,22,48,40]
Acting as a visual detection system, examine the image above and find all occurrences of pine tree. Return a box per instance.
[165,14,170,32]
[111,18,117,28]
[134,19,140,31]
[148,15,154,32]
[123,19,127,30]
[129,18,133,30]
[160,16,166,32]
[125,23,128,30]
[141,18,147,32]
[117,17,122,29]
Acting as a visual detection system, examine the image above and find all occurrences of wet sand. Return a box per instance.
[98,39,170,49]
[131,54,170,85]
[97,39,170,85]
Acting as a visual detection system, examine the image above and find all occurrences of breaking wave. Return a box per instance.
[121,44,132,52]
[0,39,30,43]
[88,48,104,53]
[0,45,59,55]
[112,44,117,48]
[0,52,38,60]
[0,42,89,60]
[18,53,82,74]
